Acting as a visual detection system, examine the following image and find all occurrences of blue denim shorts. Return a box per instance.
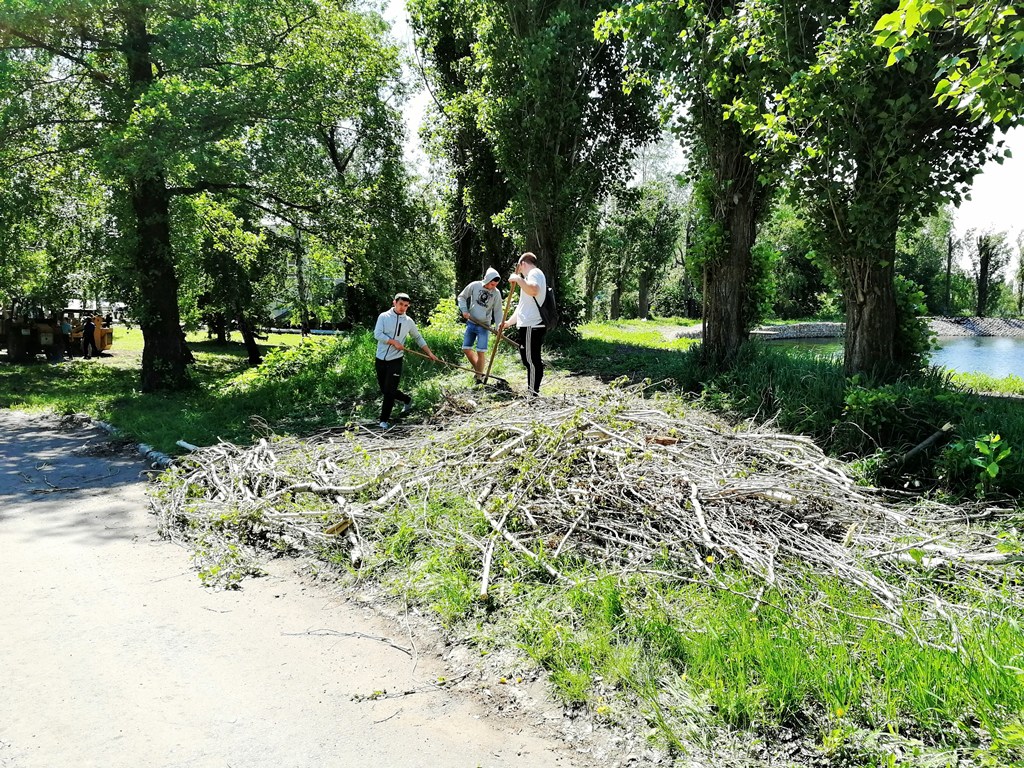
[462,322,490,351]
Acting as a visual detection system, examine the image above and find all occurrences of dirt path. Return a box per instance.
[0,410,581,768]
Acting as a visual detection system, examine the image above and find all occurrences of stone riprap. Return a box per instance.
[927,317,1024,337]
[750,322,845,339]
[670,317,1024,340]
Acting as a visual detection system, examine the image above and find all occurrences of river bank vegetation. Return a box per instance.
[146,355,1024,766]
[4,322,1023,499]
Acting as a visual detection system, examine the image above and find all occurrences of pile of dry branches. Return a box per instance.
[153,385,1020,641]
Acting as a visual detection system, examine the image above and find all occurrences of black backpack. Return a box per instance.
[533,286,559,330]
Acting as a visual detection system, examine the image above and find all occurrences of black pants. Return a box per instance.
[375,356,410,421]
[82,330,99,358]
[517,326,547,396]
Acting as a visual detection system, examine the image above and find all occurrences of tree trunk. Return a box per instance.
[697,108,766,369]
[524,222,560,298]
[215,313,228,344]
[943,234,953,315]
[638,272,651,319]
[452,173,481,291]
[237,314,262,366]
[582,223,604,322]
[702,188,759,367]
[976,235,990,317]
[125,9,189,392]
[610,282,622,320]
[843,254,897,378]
[294,235,311,335]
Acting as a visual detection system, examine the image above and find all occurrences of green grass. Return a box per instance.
[952,371,1024,397]
[577,320,698,350]
[122,316,1024,764]
[557,325,1024,497]
[509,571,1024,738]
[0,325,487,453]
[5,319,1024,494]
[592,317,702,328]
[356,487,1024,764]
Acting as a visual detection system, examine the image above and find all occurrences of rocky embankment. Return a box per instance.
[750,322,844,339]
[927,317,1024,337]
[672,317,1024,340]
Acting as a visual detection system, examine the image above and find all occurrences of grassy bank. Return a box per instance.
[9,319,1024,764]
[0,326,482,453]
[3,320,1023,495]
[563,327,1024,498]
[952,371,1024,397]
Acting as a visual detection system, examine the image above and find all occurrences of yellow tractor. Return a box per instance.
[68,311,114,354]
[1,305,113,362]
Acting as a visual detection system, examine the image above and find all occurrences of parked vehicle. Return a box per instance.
[64,309,114,353]
[1,304,113,362]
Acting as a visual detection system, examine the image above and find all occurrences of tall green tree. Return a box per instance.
[471,0,661,297]
[629,140,688,319]
[176,195,286,363]
[600,0,799,367]
[410,0,517,290]
[752,0,996,377]
[616,183,685,319]
[578,215,610,321]
[1015,233,1024,315]
[0,155,108,312]
[755,203,830,320]
[1,0,404,389]
[895,207,956,314]
[966,230,1012,317]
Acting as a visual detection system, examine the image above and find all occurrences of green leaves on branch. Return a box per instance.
[873,1,1024,127]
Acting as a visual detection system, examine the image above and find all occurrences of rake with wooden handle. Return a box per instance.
[403,347,512,388]
[465,318,521,350]
[483,283,517,385]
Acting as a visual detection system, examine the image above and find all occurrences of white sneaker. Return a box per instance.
[400,402,412,416]
[379,421,390,429]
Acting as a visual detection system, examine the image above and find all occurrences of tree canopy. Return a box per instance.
[411,0,661,297]
[1,0,410,389]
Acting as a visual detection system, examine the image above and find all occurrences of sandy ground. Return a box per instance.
[0,410,583,768]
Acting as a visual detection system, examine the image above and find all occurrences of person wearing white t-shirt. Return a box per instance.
[501,252,547,396]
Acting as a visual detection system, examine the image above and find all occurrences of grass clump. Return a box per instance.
[430,559,1024,764]
[953,371,1024,397]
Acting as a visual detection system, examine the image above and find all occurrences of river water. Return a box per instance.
[932,337,1024,378]
[770,336,1024,377]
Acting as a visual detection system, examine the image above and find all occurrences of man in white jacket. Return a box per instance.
[373,293,437,429]
[456,267,502,384]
